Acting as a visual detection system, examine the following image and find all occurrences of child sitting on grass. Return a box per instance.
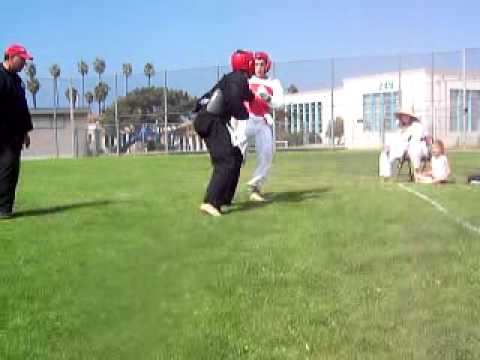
[415,139,450,184]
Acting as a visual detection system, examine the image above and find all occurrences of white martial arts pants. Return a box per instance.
[235,116,274,190]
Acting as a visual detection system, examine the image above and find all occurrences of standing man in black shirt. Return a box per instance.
[194,50,255,217]
[0,44,34,219]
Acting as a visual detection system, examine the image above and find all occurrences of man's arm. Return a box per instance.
[270,79,284,108]
[225,78,253,120]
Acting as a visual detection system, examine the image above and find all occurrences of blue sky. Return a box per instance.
[1,0,479,77]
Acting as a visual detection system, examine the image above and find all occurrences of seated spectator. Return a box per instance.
[379,108,428,180]
[415,139,450,184]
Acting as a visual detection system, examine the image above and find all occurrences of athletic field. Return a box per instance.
[1,151,479,359]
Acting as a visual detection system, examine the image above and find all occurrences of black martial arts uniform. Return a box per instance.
[0,63,33,216]
[194,70,254,211]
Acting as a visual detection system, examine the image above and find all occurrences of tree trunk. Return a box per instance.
[53,79,59,158]
[125,76,129,96]
[32,94,37,109]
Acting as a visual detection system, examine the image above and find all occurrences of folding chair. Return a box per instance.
[396,152,415,181]
[396,136,432,182]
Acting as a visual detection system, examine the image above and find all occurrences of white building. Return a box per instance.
[283,87,343,145]
[283,69,480,148]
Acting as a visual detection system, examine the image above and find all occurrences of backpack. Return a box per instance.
[467,174,480,184]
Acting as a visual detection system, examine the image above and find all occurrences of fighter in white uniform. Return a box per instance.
[235,51,284,201]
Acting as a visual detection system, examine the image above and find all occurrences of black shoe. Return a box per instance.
[0,212,13,219]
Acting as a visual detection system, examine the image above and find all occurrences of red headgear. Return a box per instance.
[254,51,271,73]
[5,44,33,60]
[231,50,255,76]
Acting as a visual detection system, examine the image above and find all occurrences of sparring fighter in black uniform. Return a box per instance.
[193,50,255,216]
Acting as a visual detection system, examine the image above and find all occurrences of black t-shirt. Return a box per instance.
[0,64,33,148]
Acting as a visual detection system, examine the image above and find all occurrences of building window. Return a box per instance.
[298,104,303,133]
[285,101,322,134]
[305,103,310,132]
[363,91,400,132]
[311,102,316,133]
[317,102,322,133]
[285,104,291,131]
[450,89,480,132]
[291,104,296,133]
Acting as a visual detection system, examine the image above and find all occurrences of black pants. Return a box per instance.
[204,118,243,210]
[0,144,21,214]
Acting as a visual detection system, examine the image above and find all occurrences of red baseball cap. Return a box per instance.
[5,44,33,60]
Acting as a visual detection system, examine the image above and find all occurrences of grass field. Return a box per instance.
[1,150,479,359]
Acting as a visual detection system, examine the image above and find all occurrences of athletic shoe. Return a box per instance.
[249,191,266,202]
[247,183,259,192]
[200,203,222,217]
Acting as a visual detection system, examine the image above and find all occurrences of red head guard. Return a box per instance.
[254,51,271,73]
[231,50,255,76]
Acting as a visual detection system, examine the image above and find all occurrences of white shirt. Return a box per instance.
[246,76,284,118]
[404,121,426,143]
[431,155,450,180]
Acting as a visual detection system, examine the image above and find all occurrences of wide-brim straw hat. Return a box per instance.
[394,109,418,120]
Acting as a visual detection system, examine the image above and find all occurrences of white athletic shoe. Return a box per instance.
[200,203,222,217]
[249,192,266,202]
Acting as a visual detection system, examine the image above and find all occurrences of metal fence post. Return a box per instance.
[164,69,168,154]
[463,48,467,147]
[272,61,277,147]
[69,78,75,158]
[431,52,435,140]
[330,57,335,148]
[53,78,59,158]
[398,54,402,108]
[115,72,120,155]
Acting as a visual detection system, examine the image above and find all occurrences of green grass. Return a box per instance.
[1,150,479,359]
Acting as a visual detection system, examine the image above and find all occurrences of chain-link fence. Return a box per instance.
[22,48,480,158]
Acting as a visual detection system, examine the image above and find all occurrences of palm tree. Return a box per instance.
[287,84,299,94]
[85,91,94,114]
[144,62,155,87]
[94,81,110,114]
[65,87,78,108]
[93,57,106,82]
[49,64,61,158]
[27,77,40,108]
[25,63,39,108]
[78,60,89,107]
[122,63,132,95]
[24,62,37,79]
[49,64,61,106]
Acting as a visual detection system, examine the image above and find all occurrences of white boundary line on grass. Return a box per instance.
[398,183,480,236]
